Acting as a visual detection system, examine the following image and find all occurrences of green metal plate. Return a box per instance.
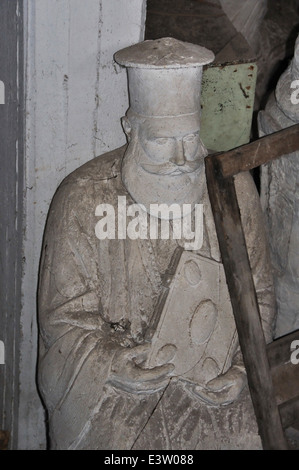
[200,63,257,152]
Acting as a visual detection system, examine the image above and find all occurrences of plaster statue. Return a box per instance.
[259,34,299,338]
[38,38,275,450]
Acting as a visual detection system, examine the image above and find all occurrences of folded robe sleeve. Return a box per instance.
[38,164,276,449]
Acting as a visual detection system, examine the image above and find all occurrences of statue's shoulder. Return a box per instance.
[63,145,126,186]
[258,90,295,136]
[50,145,127,208]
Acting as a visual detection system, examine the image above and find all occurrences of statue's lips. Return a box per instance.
[140,159,202,175]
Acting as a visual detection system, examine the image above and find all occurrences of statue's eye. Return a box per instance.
[155,138,169,145]
[183,134,197,143]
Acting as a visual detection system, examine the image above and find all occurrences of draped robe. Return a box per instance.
[38,145,275,450]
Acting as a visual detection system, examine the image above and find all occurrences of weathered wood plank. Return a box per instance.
[205,156,288,450]
[211,123,299,177]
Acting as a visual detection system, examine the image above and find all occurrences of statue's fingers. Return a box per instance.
[130,342,152,361]
[136,362,174,383]
[114,343,150,363]
[206,376,233,392]
[187,383,235,405]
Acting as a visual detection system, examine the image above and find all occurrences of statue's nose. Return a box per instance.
[170,139,185,166]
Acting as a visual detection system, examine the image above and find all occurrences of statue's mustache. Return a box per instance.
[141,159,202,175]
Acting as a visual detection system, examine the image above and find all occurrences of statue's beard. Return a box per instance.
[121,137,206,214]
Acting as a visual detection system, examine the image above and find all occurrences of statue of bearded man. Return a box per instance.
[38,38,276,450]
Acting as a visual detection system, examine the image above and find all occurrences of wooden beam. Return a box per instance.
[205,157,288,450]
[209,124,299,178]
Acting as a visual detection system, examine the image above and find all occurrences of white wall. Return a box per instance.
[20,0,146,449]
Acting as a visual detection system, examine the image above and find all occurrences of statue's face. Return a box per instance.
[121,113,207,211]
[123,114,207,177]
[137,117,205,176]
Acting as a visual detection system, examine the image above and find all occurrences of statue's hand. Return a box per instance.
[108,343,175,394]
[183,365,246,405]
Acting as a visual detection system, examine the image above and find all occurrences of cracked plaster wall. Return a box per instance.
[20,0,146,449]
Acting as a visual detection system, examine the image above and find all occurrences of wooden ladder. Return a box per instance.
[205,124,299,450]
